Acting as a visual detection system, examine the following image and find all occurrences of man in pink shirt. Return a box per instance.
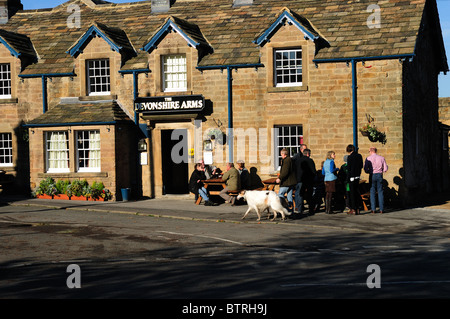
[364,147,388,214]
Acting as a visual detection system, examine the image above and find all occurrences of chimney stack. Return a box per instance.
[0,0,22,24]
[151,0,172,14]
[233,0,253,7]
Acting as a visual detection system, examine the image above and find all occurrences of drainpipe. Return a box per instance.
[196,63,264,163]
[42,75,47,114]
[227,66,233,163]
[118,69,151,126]
[351,59,358,149]
[19,72,76,114]
[312,54,415,150]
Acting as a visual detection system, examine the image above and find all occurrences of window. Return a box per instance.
[77,130,101,172]
[46,131,69,173]
[274,125,303,168]
[274,48,302,87]
[0,63,11,98]
[0,133,12,167]
[87,59,110,96]
[162,55,187,92]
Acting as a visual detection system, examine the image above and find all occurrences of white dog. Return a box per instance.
[237,190,290,221]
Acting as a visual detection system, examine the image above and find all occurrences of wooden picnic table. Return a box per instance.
[195,178,226,205]
[262,177,279,191]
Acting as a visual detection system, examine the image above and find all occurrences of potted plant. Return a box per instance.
[70,179,89,200]
[89,182,112,201]
[54,180,71,200]
[35,177,56,199]
[359,117,387,145]
[207,128,226,145]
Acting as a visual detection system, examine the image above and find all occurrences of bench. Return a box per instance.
[195,189,241,205]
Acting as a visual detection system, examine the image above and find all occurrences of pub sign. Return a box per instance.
[135,95,205,114]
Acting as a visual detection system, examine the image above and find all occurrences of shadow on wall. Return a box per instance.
[385,167,450,209]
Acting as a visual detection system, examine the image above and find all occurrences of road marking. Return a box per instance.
[156,230,246,246]
[281,280,450,287]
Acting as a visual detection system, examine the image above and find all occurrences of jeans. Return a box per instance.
[294,182,303,213]
[278,186,294,210]
[199,187,210,201]
[370,173,384,212]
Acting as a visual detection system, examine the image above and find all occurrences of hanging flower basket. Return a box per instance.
[206,128,226,145]
[359,123,387,145]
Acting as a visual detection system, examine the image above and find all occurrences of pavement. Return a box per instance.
[1,192,450,235]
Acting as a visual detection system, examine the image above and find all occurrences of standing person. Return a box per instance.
[322,151,339,214]
[346,144,364,215]
[299,149,316,215]
[292,148,316,215]
[312,162,325,214]
[276,148,297,212]
[364,147,388,214]
[220,162,241,205]
[189,163,217,206]
[337,155,350,213]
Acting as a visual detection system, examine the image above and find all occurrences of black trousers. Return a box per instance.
[348,179,362,210]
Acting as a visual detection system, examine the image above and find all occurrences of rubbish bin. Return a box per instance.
[121,188,131,201]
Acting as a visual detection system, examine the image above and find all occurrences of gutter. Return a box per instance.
[23,121,118,128]
[196,63,264,162]
[313,54,415,149]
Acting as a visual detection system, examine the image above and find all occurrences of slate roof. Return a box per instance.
[0,0,447,75]
[26,101,134,126]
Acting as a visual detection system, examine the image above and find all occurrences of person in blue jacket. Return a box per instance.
[322,151,339,214]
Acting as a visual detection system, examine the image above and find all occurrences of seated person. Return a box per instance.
[189,163,217,206]
[219,162,241,205]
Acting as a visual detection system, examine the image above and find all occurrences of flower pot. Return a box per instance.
[360,131,369,137]
[88,197,105,201]
[54,194,70,200]
[37,194,53,199]
[71,195,88,201]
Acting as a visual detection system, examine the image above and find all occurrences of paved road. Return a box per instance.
[1,197,450,301]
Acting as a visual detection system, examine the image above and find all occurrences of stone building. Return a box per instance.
[0,0,448,204]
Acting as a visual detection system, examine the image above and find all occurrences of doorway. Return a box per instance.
[161,129,189,194]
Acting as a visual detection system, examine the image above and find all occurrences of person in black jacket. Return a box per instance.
[292,148,316,215]
[189,163,217,206]
[346,144,364,215]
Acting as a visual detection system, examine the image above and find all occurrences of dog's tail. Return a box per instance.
[269,192,291,215]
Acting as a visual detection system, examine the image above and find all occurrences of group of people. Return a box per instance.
[189,144,388,215]
[189,160,264,206]
[277,144,388,216]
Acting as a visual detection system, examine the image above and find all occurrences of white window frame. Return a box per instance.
[274,125,303,169]
[274,48,303,87]
[162,54,187,92]
[0,63,11,99]
[76,130,101,172]
[87,59,111,96]
[46,131,70,173]
[0,132,13,167]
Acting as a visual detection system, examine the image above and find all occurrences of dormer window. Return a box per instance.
[87,59,110,96]
[162,55,187,92]
[274,48,302,87]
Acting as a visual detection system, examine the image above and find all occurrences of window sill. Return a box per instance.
[267,86,308,93]
[38,172,108,179]
[0,97,18,104]
[79,95,117,101]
